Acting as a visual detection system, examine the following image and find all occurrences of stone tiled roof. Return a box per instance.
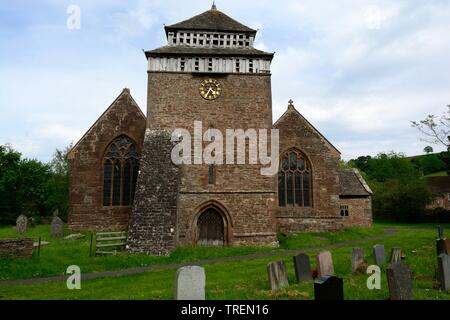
[339,169,372,197]
[145,46,274,58]
[426,176,450,194]
[165,8,256,34]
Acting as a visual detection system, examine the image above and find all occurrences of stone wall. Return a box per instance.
[0,238,34,258]
[339,197,373,227]
[273,104,343,234]
[147,72,277,247]
[67,89,146,232]
[127,129,180,255]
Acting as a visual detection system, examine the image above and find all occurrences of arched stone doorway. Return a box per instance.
[196,208,225,246]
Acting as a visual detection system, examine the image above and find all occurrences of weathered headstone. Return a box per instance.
[438,225,444,240]
[386,263,414,300]
[390,247,402,263]
[437,239,450,256]
[64,234,85,241]
[175,266,206,300]
[33,241,50,248]
[373,244,385,266]
[314,276,344,300]
[51,216,64,238]
[15,215,28,234]
[316,251,334,277]
[293,253,312,283]
[351,248,365,273]
[267,261,289,290]
[437,254,450,291]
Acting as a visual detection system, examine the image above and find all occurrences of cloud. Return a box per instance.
[1,0,450,162]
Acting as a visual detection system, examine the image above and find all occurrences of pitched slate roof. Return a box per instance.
[165,8,256,35]
[339,169,372,197]
[426,176,450,194]
[145,46,274,59]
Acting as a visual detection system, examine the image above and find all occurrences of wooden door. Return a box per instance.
[197,209,224,246]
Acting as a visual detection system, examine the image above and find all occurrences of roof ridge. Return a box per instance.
[165,8,256,34]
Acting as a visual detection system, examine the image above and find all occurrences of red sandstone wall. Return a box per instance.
[148,72,277,245]
[340,197,373,227]
[274,107,343,234]
[67,89,146,232]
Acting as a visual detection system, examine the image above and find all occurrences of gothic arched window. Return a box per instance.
[103,135,140,207]
[278,149,312,208]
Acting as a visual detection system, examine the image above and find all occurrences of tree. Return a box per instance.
[349,152,432,222]
[45,145,72,221]
[411,105,450,148]
[0,144,72,225]
[424,146,433,154]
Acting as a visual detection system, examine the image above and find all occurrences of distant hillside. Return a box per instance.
[406,152,447,176]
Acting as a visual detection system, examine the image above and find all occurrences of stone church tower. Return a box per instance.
[127,5,278,254]
[67,5,373,256]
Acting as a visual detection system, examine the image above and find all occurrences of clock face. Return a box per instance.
[199,79,221,100]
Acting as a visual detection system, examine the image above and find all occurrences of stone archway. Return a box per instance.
[196,208,225,246]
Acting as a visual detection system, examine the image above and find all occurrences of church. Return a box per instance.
[67,5,373,255]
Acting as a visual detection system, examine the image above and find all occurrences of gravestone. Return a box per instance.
[314,276,344,300]
[351,248,365,273]
[15,215,28,234]
[437,254,450,291]
[437,239,450,256]
[64,234,85,241]
[316,251,334,277]
[390,247,402,263]
[373,244,385,266]
[51,216,64,238]
[386,263,414,300]
[293,253,312,283]
[267,261,289,290]
[438,225,444,240]
[174,266,206,300]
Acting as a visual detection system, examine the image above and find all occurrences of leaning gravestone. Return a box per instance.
[386,263,414,300]
[373,244,385,266]
[316,251,334,277]
[351,248,365,273]
[51,216,64,238]
[314,276,344,300]
[390,247,402,263]
[293,253,312,283]
[267,261,289,290]
[437,254,450,291]
[64,234,85,241]
[175,266,206,300]
[15,215,28,234]
[436,239,450,256]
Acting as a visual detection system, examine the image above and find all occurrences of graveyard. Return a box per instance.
[0,221,449,300]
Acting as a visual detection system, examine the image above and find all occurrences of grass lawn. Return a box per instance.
[0,222,449,300]
[0,223,387,281]
[424,171,448,177]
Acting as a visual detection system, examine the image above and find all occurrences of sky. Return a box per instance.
[1,0,449,162]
